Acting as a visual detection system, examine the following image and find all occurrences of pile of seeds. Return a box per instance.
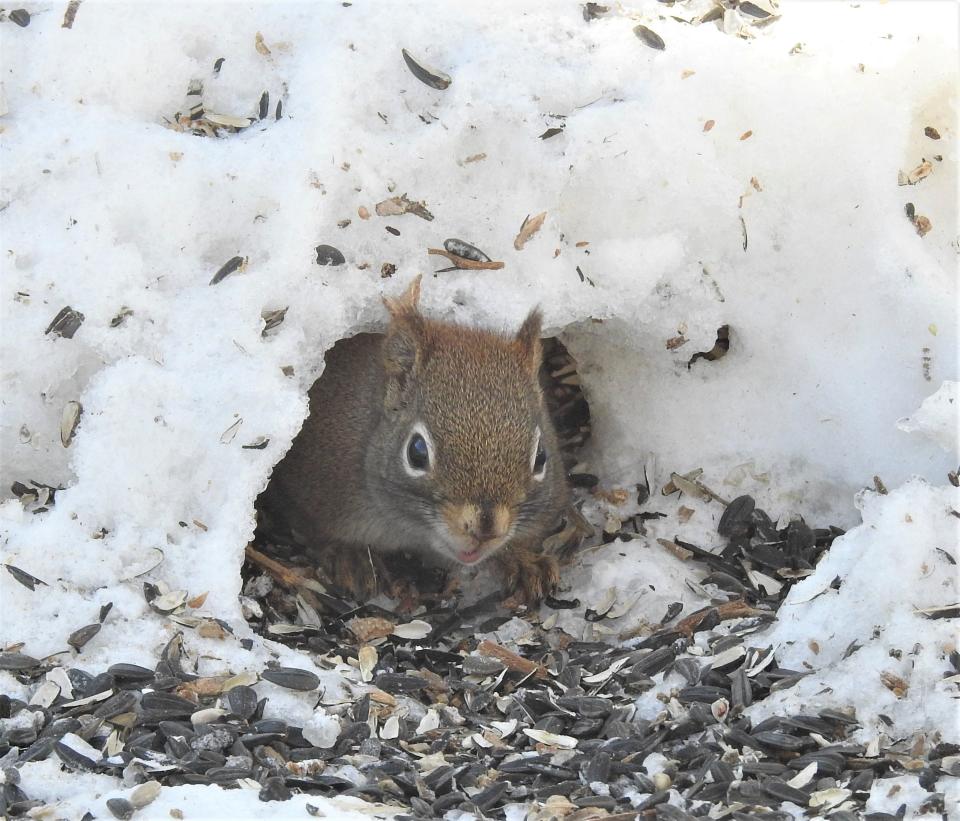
[4,544,958,819]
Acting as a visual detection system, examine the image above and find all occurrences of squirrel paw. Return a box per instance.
[321,548,386,602]
[494,547,559,608]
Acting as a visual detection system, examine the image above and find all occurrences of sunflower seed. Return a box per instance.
[372,673,427,693]
[9,9,30,27]
[226,686,258,720]
[762,777,810,805]
[315,245,346,266]
[0,652,41,671]
[634,24,665,50]
[261,667,320,691]
[67,624,101,652]
[443,238,490,262]
[106,798,135,820]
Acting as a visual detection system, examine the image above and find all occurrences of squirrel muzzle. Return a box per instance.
[441,501,513,565]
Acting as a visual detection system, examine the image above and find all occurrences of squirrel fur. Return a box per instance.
[263,275,569,602]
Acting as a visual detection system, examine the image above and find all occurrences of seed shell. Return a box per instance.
[401,48,452,90]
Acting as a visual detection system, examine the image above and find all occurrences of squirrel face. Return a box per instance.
[364,276,566,566]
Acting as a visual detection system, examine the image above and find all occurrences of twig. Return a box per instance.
[244,544,314,590]
[427,248,504,270]
[477,639,548,679]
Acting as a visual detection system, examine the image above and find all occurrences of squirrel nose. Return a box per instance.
[454,502,510,544]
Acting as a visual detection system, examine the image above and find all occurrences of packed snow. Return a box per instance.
[1,0,957,817]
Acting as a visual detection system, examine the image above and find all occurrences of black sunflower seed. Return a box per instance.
[259,775,292,802]
[634,24,665,50]
[752,730,810,752]
[762,777,810,805]
[107,663,154,683]
[678,685,728,704]
[635,790,670,810]
[314,245,346,266]
[584,751,611,783]
[261,667,319,691]
[106,798,135,820]
[226,685,258,720]
[94,691,137,719]
[443,238,490,262]
[718,495,755,537]
[0,652,41,671]
[9,9,30,27]
[54,740,100,772]
[139,692,196,717]
[258,91,269,121]
[372,673,427,693]
[630,647,675,677]
[67,624,101,652]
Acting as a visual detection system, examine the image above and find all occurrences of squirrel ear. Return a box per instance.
[382,277,425,410]
[514,308,543,376]
[383,274,422,320]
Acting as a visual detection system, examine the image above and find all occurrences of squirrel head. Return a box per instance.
[366,275,566,566]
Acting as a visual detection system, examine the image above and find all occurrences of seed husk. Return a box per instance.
[514,212,547,250]
[60,401,83,447]
[46,306,85,338]
[62,1,81,28]
[261,307,287,336]
[401,48,452,90]
[106,797,135,820]
[5,564,48,591]
[210,255,247,285]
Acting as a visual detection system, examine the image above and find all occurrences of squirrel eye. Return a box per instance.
[406,431,430,473]
[531,428,547,480]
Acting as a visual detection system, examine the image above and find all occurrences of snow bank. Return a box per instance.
[749,476,959,742]
[0,0,957,814]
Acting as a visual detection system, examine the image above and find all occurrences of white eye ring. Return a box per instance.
[531,426,547,482]
[403,422,434,477]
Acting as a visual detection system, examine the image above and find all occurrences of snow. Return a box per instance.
[749,477,960,741]
[12,759,396,821]
[1,0,957,815]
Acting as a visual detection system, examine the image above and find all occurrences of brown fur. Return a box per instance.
[261,277,569,604]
